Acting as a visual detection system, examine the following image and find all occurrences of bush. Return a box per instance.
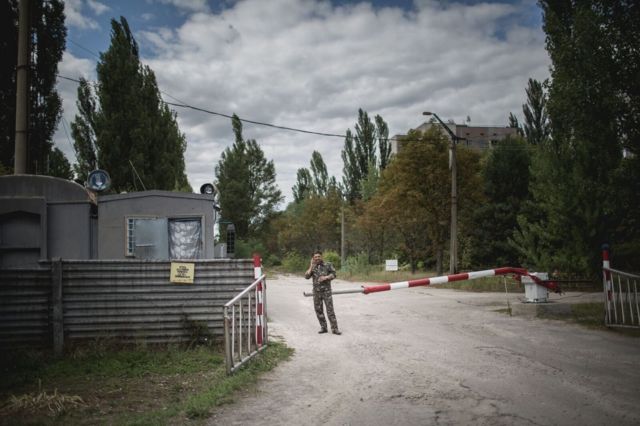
[323,250,341,270]
[281,252,308,273]
[343,252,377,276]
[264,254,281,267]
[233,239,266,260]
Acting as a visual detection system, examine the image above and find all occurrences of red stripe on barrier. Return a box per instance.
[363,284,392,294]
[495,267,524,275]
[444,272,470,283]
[602,247,612,301]
[406,278,431,287]
[253,253,264,346]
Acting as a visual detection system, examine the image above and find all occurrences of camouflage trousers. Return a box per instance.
[313,283,338,331]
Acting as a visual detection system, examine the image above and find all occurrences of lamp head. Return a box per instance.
[86,169,111,192]
[200,183,215,195]
[422,111,433,116]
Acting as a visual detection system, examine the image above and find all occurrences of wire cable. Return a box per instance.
[164,102,347,138]
[68,38,101,59]
[57,74,525,147]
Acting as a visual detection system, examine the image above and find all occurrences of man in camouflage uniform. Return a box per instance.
[305,250,341,335]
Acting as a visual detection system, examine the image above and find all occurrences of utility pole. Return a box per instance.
[14,0,30,174]
[340,207,345,269]
[450,140,458,274]
[423,111,462,274]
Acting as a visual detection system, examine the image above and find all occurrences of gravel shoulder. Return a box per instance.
[209,274,640,426]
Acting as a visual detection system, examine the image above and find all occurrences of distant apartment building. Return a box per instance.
[391,121,518,155]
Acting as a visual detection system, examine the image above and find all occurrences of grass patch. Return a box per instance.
[0,341,293,425]
[537,302,604,328]
[537,302,640,337]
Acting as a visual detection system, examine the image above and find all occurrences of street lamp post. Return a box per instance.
[423,111,463,274]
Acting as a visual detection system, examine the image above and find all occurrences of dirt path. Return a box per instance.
[209,274,640,426]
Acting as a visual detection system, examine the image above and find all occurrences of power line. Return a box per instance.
[164,102,348,139]
[68,38,101,59]
[57,74,525,147]
[60,116,78,161]
[58,74,82,84]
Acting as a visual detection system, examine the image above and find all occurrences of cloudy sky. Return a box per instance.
[54,0,550,206]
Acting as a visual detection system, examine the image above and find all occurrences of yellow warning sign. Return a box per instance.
[170,262,195,284]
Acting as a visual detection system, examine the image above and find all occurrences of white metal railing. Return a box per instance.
[603,267,640,328]
[224,273,267,374]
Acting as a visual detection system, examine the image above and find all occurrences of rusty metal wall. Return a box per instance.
[0,267,51,348]
[0,259,255,349]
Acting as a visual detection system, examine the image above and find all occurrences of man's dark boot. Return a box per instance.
[318,328,328,334]
[332,329,342,335]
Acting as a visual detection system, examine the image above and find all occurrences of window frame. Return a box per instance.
[125,215,205,259]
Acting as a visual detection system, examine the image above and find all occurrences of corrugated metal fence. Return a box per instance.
[0,259,254,352]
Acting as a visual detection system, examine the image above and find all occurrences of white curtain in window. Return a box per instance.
[169,219,202,259]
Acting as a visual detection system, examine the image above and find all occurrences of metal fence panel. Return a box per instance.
[603,267,640,329]
[0,268,51,348]
[0,259,255,350]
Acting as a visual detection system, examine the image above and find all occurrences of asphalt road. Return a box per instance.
[209,274,640,426]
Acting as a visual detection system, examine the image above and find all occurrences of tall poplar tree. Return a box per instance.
[70,78,97,182]
[0,0,68,175]
[310,151,329,196]
[376,115,391,170]
[341,109,389,202]
[292,168,312,203]
[71,17,189,191]
[341,129,359,201]
[522,78,549,146]
[508,112,523,136]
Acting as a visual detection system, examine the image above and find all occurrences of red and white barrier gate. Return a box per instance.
[253,254,265,346]
[303,267,561,297]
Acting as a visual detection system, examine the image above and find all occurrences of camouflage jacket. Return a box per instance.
[305,261,337,287]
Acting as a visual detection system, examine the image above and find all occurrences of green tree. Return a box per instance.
[522,78,549,145]
[292,167,312,203]
[0,0,68,174]
[215,114,282,239]
[310,151,329,196]
[70,78,97,182]
[468,136,530,267]
[71,17,189,191]
[376,115,391,170]
[374,128,481,273]
[275,189,342,256]
[341,129,359,201]
[508,112,523,136]
[341,109,390,202]
[47,147,73,179]
[359,160,379,202]
[293,151,338,203]
[353,195,395,265]
[514,1,639,274]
